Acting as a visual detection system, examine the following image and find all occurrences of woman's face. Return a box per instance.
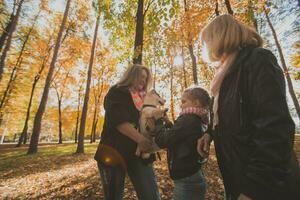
[201,42,211,63]
[134,69,148,91]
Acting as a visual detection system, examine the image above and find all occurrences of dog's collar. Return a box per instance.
[142,104,157,109]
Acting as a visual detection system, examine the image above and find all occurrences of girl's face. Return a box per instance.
[134,69,148,91]
[180,92,200,110]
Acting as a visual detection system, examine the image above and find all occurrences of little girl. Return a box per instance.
[153,87,211,200]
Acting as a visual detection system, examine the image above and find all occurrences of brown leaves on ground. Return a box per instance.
[0,144,224,200]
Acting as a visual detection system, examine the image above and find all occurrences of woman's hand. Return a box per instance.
[136,134,153,152]
[238,193,252,200]
[117,122,152,152]
[197,133,212,158]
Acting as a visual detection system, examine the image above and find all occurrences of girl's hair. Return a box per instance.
[117,64,152,91]
[201,14,263,62]
[184,87,211,109]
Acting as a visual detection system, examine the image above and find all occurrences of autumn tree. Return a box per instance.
[224,0,234,14]
[0,8,41,132]
[263,4,300,119]
[28,0,72,154]
[183,0,199,85]
[51,69,73,144]
[76,0,101,153]
[16,9,75,146]
[0,0,25,81]
[74,74,85,143]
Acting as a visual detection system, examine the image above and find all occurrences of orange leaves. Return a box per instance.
[180,6,211,44]
[0,144,225,199]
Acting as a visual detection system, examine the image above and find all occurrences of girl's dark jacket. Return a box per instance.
[211,45,300,200]
[154,114,206,180]
[94,85,155,166]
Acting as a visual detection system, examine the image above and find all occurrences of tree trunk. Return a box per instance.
[188,44,198,84]
[16,78,37,147]
[92,117,98,142]
[76,9,100,154]
[27,0,72,154]
[1,9,39,130]
[181,45,188,90]
[0,123,8,144]
[0,17,13,52]
[91,80,104,143]
[74,86,82,144]
[215,0,220,16]
[75,110,79,143]
[133,0,144,64]
[16,33,52,147]
[0,0,25,81]
[57,92,63,144]
[184,0,198,85]
[17,22,69,147]
[90,105,97,143]
[169,59,175,121]
[264,8,300,119]
[224,0,234,15]
[0,65,17,110]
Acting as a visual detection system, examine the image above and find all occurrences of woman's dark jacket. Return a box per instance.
[94,85,155,165]
[212,46,300,200]
[154,114,206,180]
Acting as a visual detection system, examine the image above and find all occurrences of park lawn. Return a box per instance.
[0,143,224,200]
[0,143,98,179]
[0,138,300,200]
[1,137,299,200]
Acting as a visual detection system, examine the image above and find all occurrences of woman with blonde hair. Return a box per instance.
[94,64,160,200]
[197,14,300,200]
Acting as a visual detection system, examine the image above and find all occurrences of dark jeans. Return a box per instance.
[97,159,160,200]
[173,169,207,200]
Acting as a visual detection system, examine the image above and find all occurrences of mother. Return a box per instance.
[197,15,300,200]
[94,64,160,200]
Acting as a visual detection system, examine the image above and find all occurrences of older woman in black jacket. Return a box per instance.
[94,64,160,200]
[197,15,300,200]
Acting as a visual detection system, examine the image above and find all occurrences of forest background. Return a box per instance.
[0,0,299,199]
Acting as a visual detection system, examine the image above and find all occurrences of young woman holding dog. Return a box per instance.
[197,14,300,200]
[94,64,160,200]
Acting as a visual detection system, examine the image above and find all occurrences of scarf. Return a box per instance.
[179,107,209,125]
[210,52,238,129]
[130,90,146,111]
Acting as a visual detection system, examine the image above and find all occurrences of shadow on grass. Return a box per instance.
[0,143,98,180]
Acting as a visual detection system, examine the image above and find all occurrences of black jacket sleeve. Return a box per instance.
[105,87,134,128]
[154,115,203,149]
[240,49,295,197]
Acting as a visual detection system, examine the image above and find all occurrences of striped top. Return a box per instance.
[179,107,209,125]
[130,90,146,111]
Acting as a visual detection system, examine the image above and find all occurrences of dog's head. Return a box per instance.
[143,89,166,107]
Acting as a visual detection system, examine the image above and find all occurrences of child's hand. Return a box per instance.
[197,133,212,158]
[151,108,167,120]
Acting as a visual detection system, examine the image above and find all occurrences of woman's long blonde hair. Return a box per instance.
[201,14,263,62]
[117,64,152,91]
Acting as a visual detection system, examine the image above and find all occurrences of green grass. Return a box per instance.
[0,143,98,177]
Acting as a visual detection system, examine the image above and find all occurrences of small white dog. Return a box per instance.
[136,89,167,159]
